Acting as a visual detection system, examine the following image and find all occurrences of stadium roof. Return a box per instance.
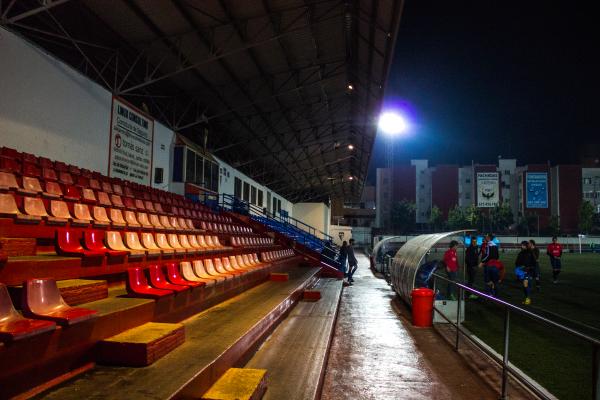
[0,0,403,202]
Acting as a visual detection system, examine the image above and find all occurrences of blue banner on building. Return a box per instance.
[526,172,548,208]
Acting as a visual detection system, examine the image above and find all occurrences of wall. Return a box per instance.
[0,27,175,186]
[431,165,459,218]
[329,225,353,246]
[0,28,110,173]
[292,202,330,237]
[411,160,429,223]
[555,165,582,233]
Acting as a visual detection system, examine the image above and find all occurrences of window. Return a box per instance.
[267,192,271,212]
[277,199,282,213]
[465,178,471,183]
[243,182,250,201]
[251,186,257,205]
[258,190,263,207]
[584,178,592,184]
[504,170,510,175]
[272,196,277,213]
[195,155,203,185]
[234,177,242,198]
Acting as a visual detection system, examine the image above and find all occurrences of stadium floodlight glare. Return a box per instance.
[378,111,408,136]
[347,144,354,150]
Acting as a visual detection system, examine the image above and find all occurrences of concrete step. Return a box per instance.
[201,368,267,400]
[245,278,343,400]
[98,322,185,366]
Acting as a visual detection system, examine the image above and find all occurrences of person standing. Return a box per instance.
[529,239,541,290]
[547,236,563,283]
[515,241,536,305]
[347,239,358,284]
[465,236,480,299]
[443,240,459,300]
[480,234,500,295]
[337,241,348,277]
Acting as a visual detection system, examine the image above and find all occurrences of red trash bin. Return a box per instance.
[411,288,435,327]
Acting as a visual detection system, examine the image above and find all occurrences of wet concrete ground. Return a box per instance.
[321,253,499,400]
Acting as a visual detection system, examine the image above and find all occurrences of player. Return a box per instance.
[515,241,536,305]
[529,239,541,291]
[546,236,563,283]
[480,234,501,295]
[443,240,459,300]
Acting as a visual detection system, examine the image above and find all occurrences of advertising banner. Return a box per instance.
[108,97,153,185]
[477,172,499,208]
[526,172,548,208]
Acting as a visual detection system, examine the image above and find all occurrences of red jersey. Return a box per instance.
[487,259,506,281]
[547,243,562,258]
[444,248,459,272]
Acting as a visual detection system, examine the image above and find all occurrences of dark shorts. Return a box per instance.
[550,257,562,269]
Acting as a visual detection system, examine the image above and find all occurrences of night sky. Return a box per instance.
[368,1,599,180]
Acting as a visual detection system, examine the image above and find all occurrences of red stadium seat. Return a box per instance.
[84,229,128,257]
[89,179,101,191]
[164,262,203,288]
[58,172,73,185]
[126,267,172,298]
[0,283,56,342]
[21,162,40,177]
[81,188,97,204]
[75,175,89,188]
[21,153,38,164]
[0,171,19,191]
[0,147,20,159]
[97,191,112,207]
[148,264,189,292]
[54,161,68,172]
[0,158,20,175]
[101,181,112,193]
[45,181,63,197]
[64,185,81,201]
[22,278,97,326]
[55,229,105,258]
[43,168,58,181]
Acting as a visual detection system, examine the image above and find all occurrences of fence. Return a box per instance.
[431,273,600,400]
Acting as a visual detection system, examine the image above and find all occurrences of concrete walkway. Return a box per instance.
[321,253,498,400]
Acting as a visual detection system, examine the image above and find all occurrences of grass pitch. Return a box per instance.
[455,252,600,400]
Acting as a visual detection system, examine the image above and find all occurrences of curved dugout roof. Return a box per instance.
[390,230,472,305]
[0,0,404,203]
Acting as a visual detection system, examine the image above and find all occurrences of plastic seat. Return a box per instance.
[73,203,93,224]
[166,234,187,254]
[187,235,204,251]
[81,188,97,204]
[180,261,213,285]
[123,196,136,210]
[150,214,165,229]
[83,229,127,257]
[148,264,189,292]
[50,200,82,224]
[97,191,112,207]
[23,196,54,221]
[124,231,160,256]
[0,171,20,191]
[154,202,165,214]
[0,147,20,159]
[156,233,176,252]
[22,279,97,326]
[178,235,197,253]
[0,283,56,342]
[106,231,144,258]
[212,236,225,248]
[144,201,156,213]
[126,268,172,298]
[204,259,232,281]
[54,161,68,172]
[110,194,125,208]
[124,186,135,198]
[123,210,140,227]
[136,212,153,228]
[59,172,74,185]
[134,199,146,210]
[75,175,89,188]
[0,157,21,174]
[170,216,182,230]
[197,235,212,250]
[101,181,113,193]
[92,206,112,227]
[109,208,127,226]
[191,260,221,284]
[165,262,203,288]
[214,258,240,278]
[56,229,105,258]
[141,232,173,254]
[112,184,123,195]
[20,176,45,196]
[89,179,101,191]
[223,257,244,275]
[64,185,81,201]
[160,215,175,230]
[21,162,40,177]
[68,165,81,175]
[45,181,64,198]
[43,168,58,181]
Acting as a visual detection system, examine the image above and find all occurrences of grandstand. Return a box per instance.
[0,1,406,399]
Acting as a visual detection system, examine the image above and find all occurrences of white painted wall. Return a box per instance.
[0,28,111,173]
[293,202,330,237]
[0,27,175,186]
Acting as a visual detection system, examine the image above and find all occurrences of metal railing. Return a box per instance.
[431,273,600,400]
